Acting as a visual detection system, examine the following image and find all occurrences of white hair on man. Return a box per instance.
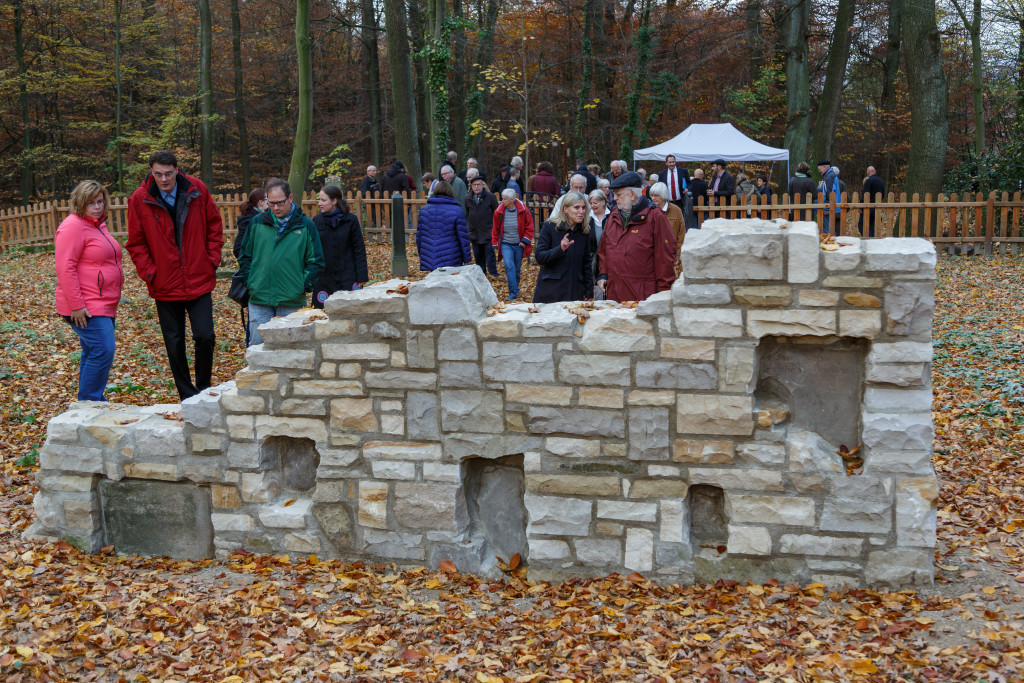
[511,156,523,168]
[501,188,517,200]
[467,157,478,167]
[569,174,587,192]
[649,173,659,184]
[446,151,457,162]
[466,168,480,181]
[441,165,454,176]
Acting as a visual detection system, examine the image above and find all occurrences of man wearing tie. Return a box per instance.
[660,154,691,226]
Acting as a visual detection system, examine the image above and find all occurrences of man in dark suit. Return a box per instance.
[859,166,886,237]
[660,154,690,214]
[705,159,735,217]
[689,168,709,228]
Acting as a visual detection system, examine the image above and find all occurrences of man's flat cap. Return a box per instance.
[609,171,644,189]
[817,159,831,166]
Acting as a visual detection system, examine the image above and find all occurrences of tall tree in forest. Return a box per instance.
[198,0,214,188]
[383,0,423,188]
[230,0,251,192]
[14,0,31,205]
[746,0,764,78]
[592,0,615,166]
[408,0,432,169]
[780,0,810,170]
[574,0,597,157]
[619,0,653,161]
[450,0,467,163]
[360,0,384,165]
[950,0,986,152]
[113,0,125,193]
[424,0,448,169]
[288,0,313,194]
[465,0,502,159]
[809,0,855,173]
[902,0,949,196]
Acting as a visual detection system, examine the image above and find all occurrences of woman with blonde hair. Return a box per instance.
[532,190,593,303]
[54,180,124,401]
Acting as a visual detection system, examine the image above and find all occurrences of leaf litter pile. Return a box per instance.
[1,245,1023,681]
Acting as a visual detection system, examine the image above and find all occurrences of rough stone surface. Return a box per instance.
[885,281,935,337]
[407,266,497,324]
[558,355,631,385]
[674,308,744,338]
[734,286,793,307]
[628,407,671,460]
[440,390,504,433]
[677,395,754,436]
[671,282,731,305]
[681,226,785,280]
[636,361,717,390]
[528,407,626,438]
[99,481,214,559]
[578,308,655,352]
[483,342,555,382]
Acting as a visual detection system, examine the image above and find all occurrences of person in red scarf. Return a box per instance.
[596,171,677,302]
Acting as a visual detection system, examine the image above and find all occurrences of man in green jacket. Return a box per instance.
[237,177,324,346]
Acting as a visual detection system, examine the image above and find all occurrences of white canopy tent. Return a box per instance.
[633,123,790,178]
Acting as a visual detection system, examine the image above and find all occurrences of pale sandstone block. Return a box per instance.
[628,390,676,407]
[255,415,327,442]
[625,528,654,571]
[505,384,573,405]
[677,395,754,436]
[798,289,840,307]
[673,439,735,463]
[578,308,656,352]
[322,343,391,361]
[660,338,716,360]
[545,437,601,458]
[527,474,621,496]
[839,310,882,338]
[747,310,836,337]
[673,308,743,338]
[358,481,389,528]
[726,494,816,525]
[578,387,624,408]
[733,286,793,307]
[726,525,772,555]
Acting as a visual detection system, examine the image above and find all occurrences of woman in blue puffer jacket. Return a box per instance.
[416,180,472,271]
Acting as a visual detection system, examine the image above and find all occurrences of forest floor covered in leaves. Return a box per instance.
[0,244,1022,681]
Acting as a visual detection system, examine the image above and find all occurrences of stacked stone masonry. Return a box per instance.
[28,219,939,586]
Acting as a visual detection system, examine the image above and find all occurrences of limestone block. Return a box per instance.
[681,225,785,280]
[406,330,436,369]
[211,513,254,532]
[246,346,315,370]
[575,538,623,565]
[423,462,460,483]
[278,398,326,416]
[380,413,404,435]
[798,289,840,307]
[222,392,266,413]
[371,321,401,340]
[407,265,497,324]
[787,431,844,473]
[371,460,416,480]
[864,549,933,585]
[407,392,440,440]
[671,282,731,305]
[866,360,928,388]
[284,533,322,554]
[787,222,820,283]
[843,292,880,307]
[324,283,408,315]
[733,286,793,307]
[637,290,672,316]
[545,437,601,459]
[322,343,391,361]
[557,354,630,385]
[719,344,756,393]
[133,418,187,460]
[527,474,620,496]
[677,394,754,436]
[505,384,572,406]
[255,415,327,442]
[315,447,358,468]
[625,528,654,571]
[839,310,881,338]
[34,492,64,529]
[522,305,577,338]
[578,308,655,352]
[483,342,555,382]
[659,500,686,543]
[823,242,862,271]
[258,498,313,529]
[39,444,104,475]
[726,495,816,525]
[597,500,658,522]
[211,485,242,509]
[660,338,716,361]
[226,442,260,469]
[123,463,178,480]
[822,275,884,288]
[526,494,592,535]
[439,362,482,388]
[736,442,785,467]
[628,407,670,460]
[862,413,933,451]
[291,380,364,397]
[786,472,828,494]
[437,327,479,361]
[673,439,735,464]
[443,432,541,460]
[689,467,784,492]
[747,310,836,337]
[630,480,688,498]
[365,370,437,390]
[81,410,137,448]
[884,281,935,337]
[240,472,281,503]
[257,314,315,344]
[477,308,528,338]
[673,308,743,338]
[596,521,624,535]
[862,450,934,475]
[820,476,893,533]
[313,318,355,340]
[358,481,389,528]
[863,387,933,413]
[235,368,280,391]
[636,361,716,390]
[578,387,624,408]
[777,534,863,556]
[363,441,442,461]
[528,407,625,438]
[362,530,424,560]
[869,342,933,364]
[181,389,225,428]
[394,482,462,531]
[628,390,677,407]
[440,390,504,433]
[864,238,936,272]
[529,539,570,561]
[36,472,95,493]
[896,476,938,547]
[726,525,772,555]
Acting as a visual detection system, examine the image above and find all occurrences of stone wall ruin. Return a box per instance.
[28,219,939,586]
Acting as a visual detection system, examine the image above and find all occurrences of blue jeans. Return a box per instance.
[248,303,300,346]
[822,212,841,236]
[66,316,115,401]
[500,243,524,299]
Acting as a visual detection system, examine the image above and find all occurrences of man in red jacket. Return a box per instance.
[126,150,224,399]
[596,171,677,302]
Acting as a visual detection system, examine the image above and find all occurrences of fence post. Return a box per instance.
[390,192,409,276]
[984,192,996,257]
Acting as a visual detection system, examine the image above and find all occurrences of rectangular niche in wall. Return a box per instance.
[462,455,528,573]
[99,480,214,559]
[755,336,868,448]
[260,436,320,492]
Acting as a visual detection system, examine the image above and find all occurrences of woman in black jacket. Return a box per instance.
[233,188,267,259]
[312,185,368,309]
[532,191,594,304]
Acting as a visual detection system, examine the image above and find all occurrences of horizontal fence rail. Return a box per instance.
[4,191,1023,254]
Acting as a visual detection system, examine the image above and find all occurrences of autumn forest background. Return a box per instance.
[2,0,1023,208]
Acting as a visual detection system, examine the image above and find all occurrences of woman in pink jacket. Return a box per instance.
[55,180,124,401]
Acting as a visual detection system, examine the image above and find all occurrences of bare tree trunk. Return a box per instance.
[574,0,597,157]
[810,0,855,169]
[14,0,31,205]
[384,0,423,188]
[881,0,902,181]
[618,0,653,161]
[746,0,764,78]
[198,0,214,188]
[593,0,615,166]
[288,0,313,195]
[426,0,447,170]
[230,0,251,192]
[464,0,502,159]
[361,0,384,165]
[781,0,810,170]
[114,0,125,194]
[408,0,432,170]
[451,0,466,163]
[950,0,985,152]
[902,0,949,197]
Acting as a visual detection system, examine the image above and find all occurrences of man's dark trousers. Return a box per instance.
[474,243,499,277]
[155,293,215,399]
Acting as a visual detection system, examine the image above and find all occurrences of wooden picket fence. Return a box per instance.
[3,190,1022,255]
